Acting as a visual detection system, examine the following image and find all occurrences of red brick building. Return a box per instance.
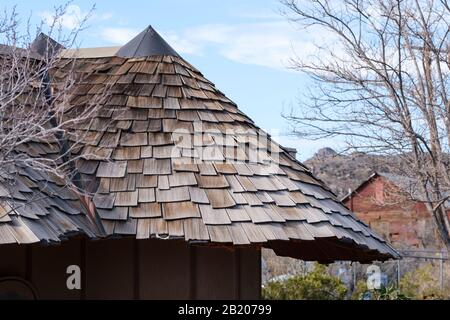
[342,172,443,249]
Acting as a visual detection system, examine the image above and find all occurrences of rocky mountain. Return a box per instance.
[304,148,402,198]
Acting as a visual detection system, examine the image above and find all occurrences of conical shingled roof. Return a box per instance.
[0,28,398,262]
[55,26,398,263]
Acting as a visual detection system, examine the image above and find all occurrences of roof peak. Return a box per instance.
[116,25,180,58]
[30,33,64,58]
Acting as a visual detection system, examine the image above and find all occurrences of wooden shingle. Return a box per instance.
[97,161,127,178]
[153,145,181,158]
[167,220,184,237]
[148,119,162,132]
[130,202,161,218]
[226,206,251,222]
[157,175,170,190]
[163,97,181,109]
[197,163,217,176]
[196,174,229,189]
[98,132,121,148]
[127,96,162,108]
[136,175,157,188]
[93,193,115,209]
[127,159,144,173]
[156,186,190,202]
[97,206,128,220]
[141,146,153,158]
[112,147,141,160]
[131,120,149,132]
[225,175,245,192]
[183,218,209,241]
[114,219,138,235]
[227,224,250,245]
[207,225,232,243]
[138,188,155,202]
[147,132,173,146]
[82,146,113,160]
[199,205,231,225]
[120,132,148,146]
[168,172,197,187]
[110,177,131,192]
[143,158,171,175]
[235,176,257,192]
[242,193,263,206]
[248,176,279,191]
[163,201,200,220]
[213,163,237,174]
[205,189,236,208]
[188,187,209,204]
[244,206,272,223]
[241,223,267,243]
[114,190,138,206]
[229,191,248,205]
[136,218,151,239]
[150,218,169,235]
[270,192,297,207]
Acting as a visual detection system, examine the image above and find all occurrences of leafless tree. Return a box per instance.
[281,0,450,247]
[0,3,110,198]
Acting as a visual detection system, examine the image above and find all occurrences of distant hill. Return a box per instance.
[304,148,402,198]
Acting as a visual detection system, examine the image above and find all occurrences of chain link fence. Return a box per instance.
[262,248,450,299]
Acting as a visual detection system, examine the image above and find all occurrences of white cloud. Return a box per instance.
[161,31,202,55]
[157,21,332,70]
[99,27,139,45]
[96,12,114,21]
[40,5,89,29]
[98,28,203,54]
[40,5,114,30]
[95,16,334,72]
[97,27,203,54]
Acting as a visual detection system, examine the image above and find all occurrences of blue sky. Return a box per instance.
[5,0,340,160]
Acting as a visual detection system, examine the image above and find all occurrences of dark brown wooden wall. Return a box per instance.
[0,238,261,299]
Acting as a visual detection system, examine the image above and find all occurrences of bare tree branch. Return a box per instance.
[0,4,111,207]
[282,0,450,248]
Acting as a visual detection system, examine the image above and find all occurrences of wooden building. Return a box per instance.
[0,27,398,299]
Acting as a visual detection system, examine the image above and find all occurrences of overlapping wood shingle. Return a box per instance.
[0,137,100,243]
[0,27,399,262]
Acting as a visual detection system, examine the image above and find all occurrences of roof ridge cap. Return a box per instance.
[116,25,180,58]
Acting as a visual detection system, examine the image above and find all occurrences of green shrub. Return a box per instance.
[400,264,450,300]
[372,285,410,300]
[351,280,369,300]
[351,281,410,300]
[262,263,347,300]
